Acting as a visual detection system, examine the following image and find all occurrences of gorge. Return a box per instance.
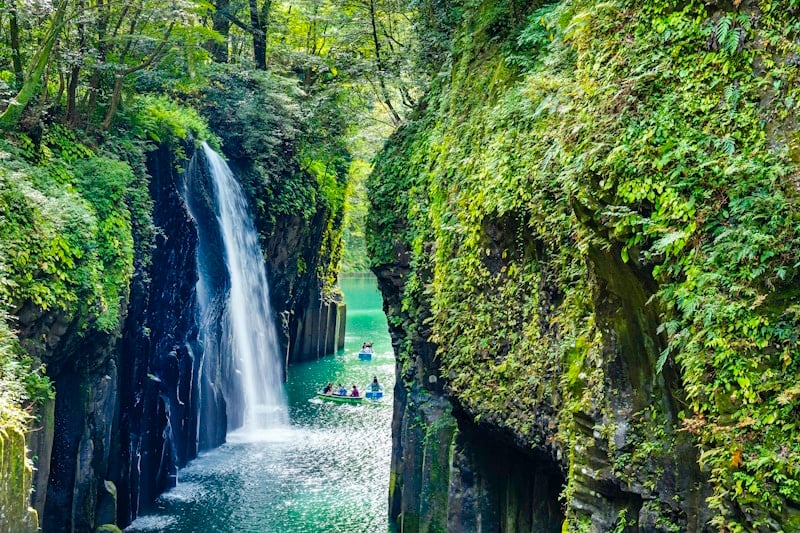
[3,0,800,532]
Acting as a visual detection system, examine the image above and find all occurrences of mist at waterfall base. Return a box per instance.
[126,143,394,533]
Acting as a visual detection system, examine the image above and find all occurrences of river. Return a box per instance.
[126,274,394,532]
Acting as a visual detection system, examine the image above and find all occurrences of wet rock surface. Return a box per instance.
[116,143,206,524]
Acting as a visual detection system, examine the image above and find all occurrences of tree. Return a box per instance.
[0,0,219,131]
[0,0,67,131]
[211,0,272,69]
[7,0,24,85]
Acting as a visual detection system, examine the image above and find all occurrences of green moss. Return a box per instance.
[420,407,457,530]
[0,130,139,334]
[400,512,420,533]
[122,95,217,151]
[0,419,38,532]
[368,0,800,529]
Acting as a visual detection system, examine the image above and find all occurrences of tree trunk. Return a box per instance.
[100,22,174,131]
[67,0,86,126]
[0,0,68,131]
[368,0,402,125]
[101,74,123,130]
[86,0,109,125]
[249,0,267,69]
[9,1,23,86]
[66,64,81,125]
[210,0,231,63]
[35,44,56,116]
[56,71,65,109]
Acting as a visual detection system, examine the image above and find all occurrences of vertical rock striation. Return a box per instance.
[3,78,350,530]
[17,269,126,533]
[116,143,205,524]
[369,0,800,530]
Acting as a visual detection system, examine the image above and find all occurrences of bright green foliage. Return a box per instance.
[0,130,135,333]
[0,0,215,131]
[122,95,218,150]
[368,0,800,529]
[560,1,800,528]
[0,317,53,418]
[0,120,161,438]
[340,159,372,273]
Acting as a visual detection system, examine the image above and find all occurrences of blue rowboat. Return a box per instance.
[365,389,383,400]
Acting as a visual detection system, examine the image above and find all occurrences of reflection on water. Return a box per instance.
[126,274,394,532]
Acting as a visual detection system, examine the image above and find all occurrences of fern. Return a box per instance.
[714,15,732,48]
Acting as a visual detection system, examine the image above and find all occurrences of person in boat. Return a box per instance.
[351,384,360,397]
[322,382,333,395]
[370,376,381,392]
[337,383,347,396]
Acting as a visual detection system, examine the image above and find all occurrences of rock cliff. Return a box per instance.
[368,0,800,530]
[1,85,348,529]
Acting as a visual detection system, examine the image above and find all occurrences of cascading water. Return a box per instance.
[185,142,287,432]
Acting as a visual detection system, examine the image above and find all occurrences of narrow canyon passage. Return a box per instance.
[126,275,395,532]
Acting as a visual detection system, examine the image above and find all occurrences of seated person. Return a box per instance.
[351,385,360,397]
[322,382,333,394]
[337,384,347,396]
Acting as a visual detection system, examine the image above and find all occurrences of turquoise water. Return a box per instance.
[126,274,394,532]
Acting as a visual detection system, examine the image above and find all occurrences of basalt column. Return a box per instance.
[117,143,210,524]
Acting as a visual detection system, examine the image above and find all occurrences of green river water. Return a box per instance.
[127,274,394,532]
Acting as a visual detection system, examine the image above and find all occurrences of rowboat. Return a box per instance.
[358,350,373,360]
[365,389,383,400]
[316,392,364,404]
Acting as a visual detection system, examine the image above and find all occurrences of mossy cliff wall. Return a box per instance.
[0,81,348,530]
[1,128,140,532]
[0,417,38,533]
[368,0,800,530]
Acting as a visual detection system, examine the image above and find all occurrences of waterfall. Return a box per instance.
[185,142,287,432]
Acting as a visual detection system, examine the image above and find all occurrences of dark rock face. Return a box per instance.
[113,143,344,527]
[448,419,564,532]
[18,138,345,531]
[42,359,119,533]
[376,259,565,533]
[572,244,712,531]
[389,383,567,533]
[222,157,345,364]
[15,281,124,532]
[116,143,206,524]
